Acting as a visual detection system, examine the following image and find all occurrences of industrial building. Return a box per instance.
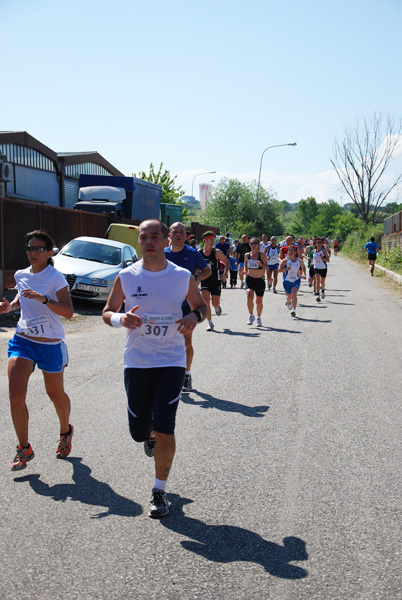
[0,131,123,209]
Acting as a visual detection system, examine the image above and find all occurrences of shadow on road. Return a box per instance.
[160,495,308,579]
[181,390,269,417]
[14,457,142,519]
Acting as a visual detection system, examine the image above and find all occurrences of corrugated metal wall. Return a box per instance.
[383,211,402,234]
[64,178,79,209]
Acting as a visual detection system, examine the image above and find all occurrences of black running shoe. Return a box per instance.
[144,438,156,457]
[183,373,192,391]
[148,488,169,518]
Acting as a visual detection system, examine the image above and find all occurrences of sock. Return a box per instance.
[154,478,167,492]
[185,370,191,376]
[61,424,71,437]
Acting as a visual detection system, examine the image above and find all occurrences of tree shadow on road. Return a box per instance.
[181,390,269,417]
[160,495,308,579]
[14,457,142,519]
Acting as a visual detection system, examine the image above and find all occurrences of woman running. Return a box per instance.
[244,237,268,326]
[278,245,306,318]
[0,229,74,471]
[313,238,330,301]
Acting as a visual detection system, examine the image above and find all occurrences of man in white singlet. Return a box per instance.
[103,219,207,519]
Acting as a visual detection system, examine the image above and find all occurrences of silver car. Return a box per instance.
[53,236,138,303]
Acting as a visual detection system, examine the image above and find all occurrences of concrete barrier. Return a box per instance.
[375,263,402,285]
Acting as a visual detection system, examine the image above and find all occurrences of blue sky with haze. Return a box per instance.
[2,0,401,203]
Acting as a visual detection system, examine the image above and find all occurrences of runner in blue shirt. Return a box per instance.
[364,237,379,276]
[165,222,211,390]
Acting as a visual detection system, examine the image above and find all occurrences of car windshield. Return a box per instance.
[61,240,122,266]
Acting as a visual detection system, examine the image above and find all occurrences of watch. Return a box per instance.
[42,295,49,304]
[192,309,203,322]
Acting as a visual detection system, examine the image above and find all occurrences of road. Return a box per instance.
[0,255,401,600]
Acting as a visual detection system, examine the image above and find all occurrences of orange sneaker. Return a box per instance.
[56,424,74,459]
[11,444,35,471]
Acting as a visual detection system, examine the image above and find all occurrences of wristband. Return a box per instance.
[110,313,123,328]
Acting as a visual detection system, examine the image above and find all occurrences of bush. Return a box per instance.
[341,225,383,261]
[377,244,402,271]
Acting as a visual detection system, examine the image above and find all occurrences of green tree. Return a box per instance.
[202,178,283,237]
[293,197,319,234]
[133,162,185,204]
[329,212,361,240]
[309,200,343,236]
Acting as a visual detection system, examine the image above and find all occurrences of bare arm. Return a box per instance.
[19,286,73,319]
[102,275,142,329]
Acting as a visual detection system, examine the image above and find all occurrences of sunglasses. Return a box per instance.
[26,245,47,253]
[250,242,259,245]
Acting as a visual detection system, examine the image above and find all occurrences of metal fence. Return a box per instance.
[383,211,402,235]
[1,198,110,290]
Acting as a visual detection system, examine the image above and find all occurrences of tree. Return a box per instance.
[329,212,361,240]
[309,199,343,237]
[133,162,185,204]
[201,178,283,237]
[293,197,319,234]
[330,113,402,224]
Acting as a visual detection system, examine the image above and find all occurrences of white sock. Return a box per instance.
[185,370,191,376]
[154,478,167,492]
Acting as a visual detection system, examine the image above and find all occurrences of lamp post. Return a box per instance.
[191,170,216,198]
[255,143,297,217]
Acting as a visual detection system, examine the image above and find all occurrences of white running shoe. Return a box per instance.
[290,310,296,318]
[321,290,325,299]
[256,317,262,326]
[286,302,292,311]
[215,305,222,316]
[247,314,255,325]
[206,321,214,331]
[240,281,244,289]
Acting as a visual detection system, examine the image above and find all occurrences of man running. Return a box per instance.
[165,222,211,391]
[103,219,207,519]
[265,236,280,292]
[199,231,230,331]
[364,237,379,276]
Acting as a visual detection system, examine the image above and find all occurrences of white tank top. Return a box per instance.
[119,260,191,368]
[313,249,327,269]
[284,258,300,282]
[267,245,280,265]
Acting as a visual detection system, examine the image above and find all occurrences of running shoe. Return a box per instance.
[267,282,272,290]
[214,305,222,316]
[291,310,296,318]
[144,437,156,457]
[206,321,214,332]
[240,282,244,289]
[273,287,277,294]
[286,302,292,310]
[11,444,35,471]
[183,373,192,391]
[56,423,74,459]
[247,314,255,325]
[256,317,262,326]
[321,290,325,299]
[148,488,169,518]
[316,296,321,303]
[308,282,313,287]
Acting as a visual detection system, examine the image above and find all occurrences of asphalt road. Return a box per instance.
[0,255,401,600]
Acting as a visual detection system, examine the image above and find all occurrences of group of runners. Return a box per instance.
[0,220,341,520]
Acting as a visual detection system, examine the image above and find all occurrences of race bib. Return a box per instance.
[139,314,175,340]
[287,269,298,282]
[248,259,260,269]
[20,315,50,337]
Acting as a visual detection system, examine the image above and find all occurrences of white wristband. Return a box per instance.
[110,313,123,328]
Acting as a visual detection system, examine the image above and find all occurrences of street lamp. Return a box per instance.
[191,170,216,198]
[255,143,297,210]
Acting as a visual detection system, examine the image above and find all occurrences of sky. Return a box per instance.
[1,0,402,204]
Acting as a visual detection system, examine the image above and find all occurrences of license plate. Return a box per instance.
[75,283,101,293]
